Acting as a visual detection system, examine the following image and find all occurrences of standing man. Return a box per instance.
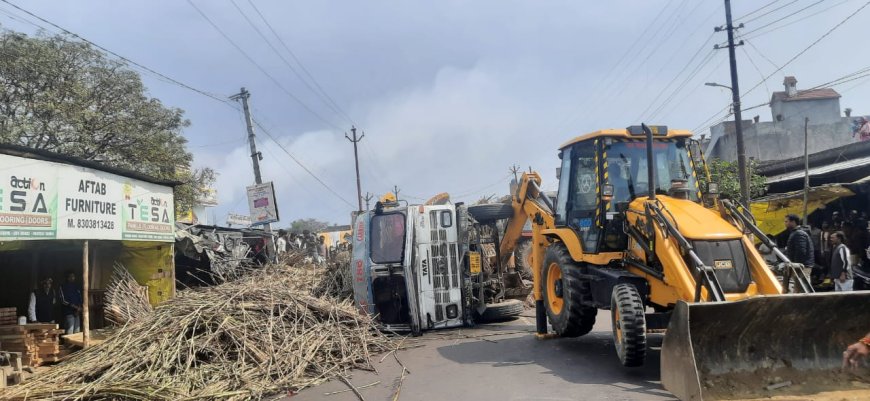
[28,277,57,323]
[59,271,83,334]
[276,229,288,255]
[830,232,853,291]
[785,214,814,276]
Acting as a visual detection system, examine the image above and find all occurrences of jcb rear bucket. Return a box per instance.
[662,292,870,401]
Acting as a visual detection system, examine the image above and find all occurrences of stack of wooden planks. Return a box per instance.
[0,324,64,367]
[0,307,17,326]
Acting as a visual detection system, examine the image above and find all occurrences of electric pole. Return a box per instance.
[715,0,750,205]
[393,185,400,201]
[510,164,521,182]
[345,126,364,212]
[231,88,263,185]
[231,87,273,257]
[364,192,374,210]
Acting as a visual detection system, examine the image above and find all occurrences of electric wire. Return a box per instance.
[741,0,855,40]
[186,0,344,131]
[734,0,783,22]
[738,0,802,25]
[228,0,354,127]
[244,0,358,127]
[740,0,831,38]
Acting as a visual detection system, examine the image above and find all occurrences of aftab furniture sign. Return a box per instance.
[0,154,175,242]
[246,182,279,225]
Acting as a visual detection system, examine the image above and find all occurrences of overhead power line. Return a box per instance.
[740,0,828,38]
[244,0,358,127]
[228,0,355,127]
[0,0,360,209]
[0,0,229,104]
[734,0,783,21]
[737,0,801,24]
[186,0,344,131]
[741,0,855,40]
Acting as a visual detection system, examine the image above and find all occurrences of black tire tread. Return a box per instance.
[611,284,647,367]
[479,299,524,322]
[467,203,513,223]
[543,244,597,337]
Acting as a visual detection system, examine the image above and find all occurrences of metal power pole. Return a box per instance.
[717,0,750,205]
[393,185,400,201]
[231,88,263,185]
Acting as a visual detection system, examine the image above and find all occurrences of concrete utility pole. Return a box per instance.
[393,185,400,201]
[231,88,263,185]
[364,192,374,211]
[345,126,364,212]
[231,88,273,254]
[510,164,521,182]
[716,0,750,205]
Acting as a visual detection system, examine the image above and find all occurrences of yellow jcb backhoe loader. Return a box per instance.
[499,124,870,400]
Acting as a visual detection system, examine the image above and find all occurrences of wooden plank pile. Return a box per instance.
[0,308,17,326]
[0,324,64,367]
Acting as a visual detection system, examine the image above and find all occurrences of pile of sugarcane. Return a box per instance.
[2,254,393,400]
[103,263,152,326]
[311,259,353,300]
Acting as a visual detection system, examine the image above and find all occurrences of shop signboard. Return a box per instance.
[0,153,175,242]
[246,182,279,226]
[226,213,251,227]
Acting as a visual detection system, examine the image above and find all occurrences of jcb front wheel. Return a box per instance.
[541,244,597,337]
[611,283,647,367]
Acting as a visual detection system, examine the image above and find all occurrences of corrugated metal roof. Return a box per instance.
[765,155,870,184]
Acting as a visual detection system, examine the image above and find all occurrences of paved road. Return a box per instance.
[289,310,676,401]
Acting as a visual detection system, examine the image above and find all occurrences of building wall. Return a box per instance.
[709,117,857,162]
[770,97,841,125]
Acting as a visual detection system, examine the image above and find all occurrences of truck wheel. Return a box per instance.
[611,284,647,367]
[515,238,532,279]
[542,245,597,337]
[478,299,524,322]
[467,203,513,223]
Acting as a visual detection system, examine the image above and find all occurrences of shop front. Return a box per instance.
[0,145,176,339]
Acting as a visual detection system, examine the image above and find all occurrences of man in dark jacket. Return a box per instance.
[28,277,56,323]
[59,271,83,334]
[785,214,814,273]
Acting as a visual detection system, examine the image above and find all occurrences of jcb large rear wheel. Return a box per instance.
[541,244,597,337]
[611,284,647,367]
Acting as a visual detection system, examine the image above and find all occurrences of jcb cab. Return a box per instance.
[351,200,526,335]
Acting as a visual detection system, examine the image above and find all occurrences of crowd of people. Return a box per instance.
[274,229,351,264]
[779,209,870,292]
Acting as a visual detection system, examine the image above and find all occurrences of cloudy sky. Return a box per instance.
[2,0,868,226]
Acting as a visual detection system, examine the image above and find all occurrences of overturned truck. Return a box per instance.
[351,200,528,335]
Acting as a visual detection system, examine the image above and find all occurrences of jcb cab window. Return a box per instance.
[370,213,406,264]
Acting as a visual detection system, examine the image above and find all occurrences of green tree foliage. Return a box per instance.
[289,218,330,234]
[701,158,767,200]
[0,30,214,214]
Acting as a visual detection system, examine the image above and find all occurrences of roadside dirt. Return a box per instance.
[702,366,870,400]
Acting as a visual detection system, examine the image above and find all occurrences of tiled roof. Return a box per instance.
[771,88,841,103]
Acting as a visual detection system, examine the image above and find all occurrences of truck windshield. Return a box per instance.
[605,139,698,203]
[370,213,406,264]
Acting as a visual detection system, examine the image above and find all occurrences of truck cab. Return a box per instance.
[351,201,468,335]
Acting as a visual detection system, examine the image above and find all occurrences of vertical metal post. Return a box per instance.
[82,240,90,348]
[643,124,656,200]
[345,126,364,211]
[802,117,810,224]
[723,0,750,205]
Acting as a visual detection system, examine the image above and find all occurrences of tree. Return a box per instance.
[289,218,330,234]
[0,30,214,214]
[701,158,767,201]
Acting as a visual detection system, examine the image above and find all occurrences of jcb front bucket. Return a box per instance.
[661,292,870,401]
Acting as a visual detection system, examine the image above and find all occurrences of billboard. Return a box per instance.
[246,182,279,226]
[0,153,175,242]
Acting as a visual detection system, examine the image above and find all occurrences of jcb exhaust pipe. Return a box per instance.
[642,123,656,200]
[662,293,870,400]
